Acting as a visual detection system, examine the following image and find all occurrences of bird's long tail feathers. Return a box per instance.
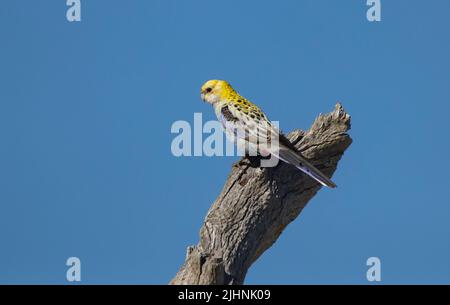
[274,144,337,188]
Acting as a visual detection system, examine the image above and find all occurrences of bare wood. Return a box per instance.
[170,103,352,285]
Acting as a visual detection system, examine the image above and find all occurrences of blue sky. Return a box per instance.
[0,0,449,284]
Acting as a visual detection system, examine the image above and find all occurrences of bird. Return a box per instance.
[200,80,336,188]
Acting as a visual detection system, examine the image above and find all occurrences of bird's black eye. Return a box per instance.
[205,87,212,93]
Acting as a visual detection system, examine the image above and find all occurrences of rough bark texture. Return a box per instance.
[170,103,352,285]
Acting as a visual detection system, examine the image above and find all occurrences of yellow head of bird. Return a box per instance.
[200,80,234,104]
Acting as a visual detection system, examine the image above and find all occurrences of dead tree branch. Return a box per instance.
[170,103,352,285]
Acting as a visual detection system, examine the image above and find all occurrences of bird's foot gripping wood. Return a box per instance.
[240,155,274,168]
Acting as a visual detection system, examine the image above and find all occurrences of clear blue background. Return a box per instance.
[1,0,449,284]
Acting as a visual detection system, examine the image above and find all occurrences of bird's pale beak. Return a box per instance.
[201,93,205,101]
